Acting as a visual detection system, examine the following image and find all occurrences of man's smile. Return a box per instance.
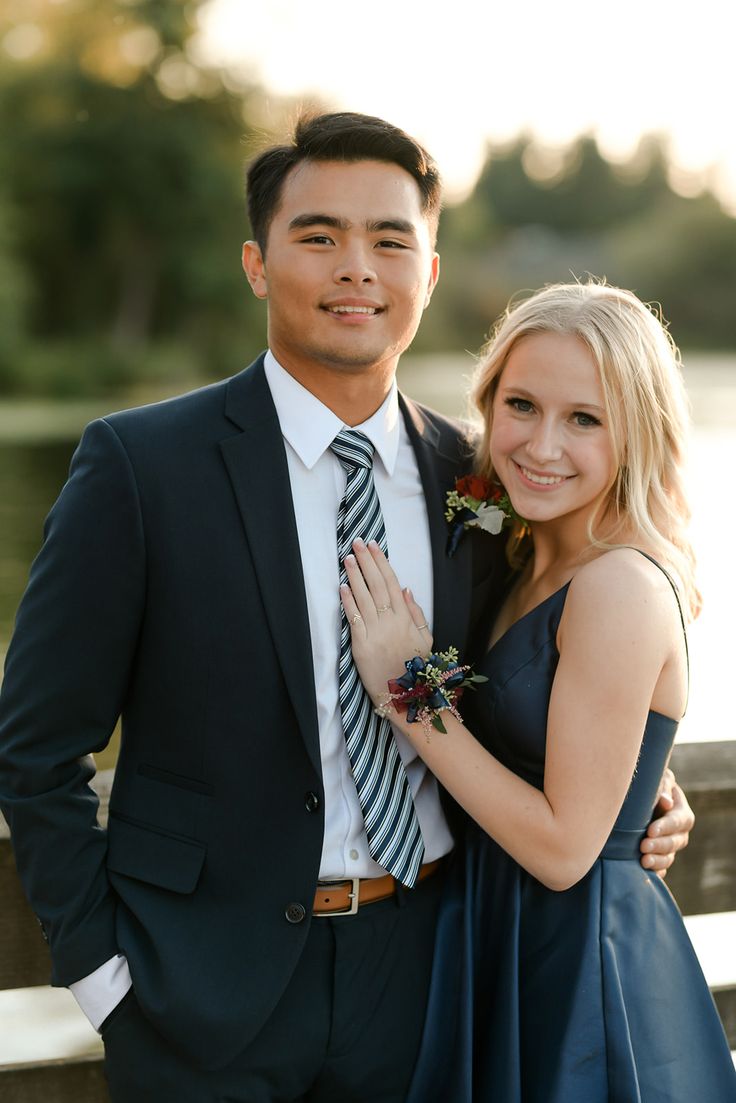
[322,298,384,320]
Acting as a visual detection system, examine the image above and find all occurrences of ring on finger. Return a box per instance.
[376,604,391,614]
[351,613,362,625]
[416,622,429,631]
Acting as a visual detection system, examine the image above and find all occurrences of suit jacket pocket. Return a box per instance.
[107,814,206,893]
[110,766,212,840]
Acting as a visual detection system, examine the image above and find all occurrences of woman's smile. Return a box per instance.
[511,460,575,488]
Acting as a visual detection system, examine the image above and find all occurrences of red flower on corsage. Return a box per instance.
[378,648,487,735]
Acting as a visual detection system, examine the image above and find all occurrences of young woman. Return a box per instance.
[340,282,736,1102]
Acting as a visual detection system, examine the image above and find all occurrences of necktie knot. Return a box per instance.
[330,429,374,472]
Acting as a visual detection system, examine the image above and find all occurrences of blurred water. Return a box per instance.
[681,425,734,743]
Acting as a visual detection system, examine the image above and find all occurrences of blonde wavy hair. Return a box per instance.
[471,280,701,619]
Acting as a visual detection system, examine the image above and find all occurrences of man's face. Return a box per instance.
[243,159,440,381]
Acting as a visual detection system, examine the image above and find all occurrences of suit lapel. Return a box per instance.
[219,357,321,776]
[399,394,473,655]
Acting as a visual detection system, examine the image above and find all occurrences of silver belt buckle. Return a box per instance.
[314,877,360,916]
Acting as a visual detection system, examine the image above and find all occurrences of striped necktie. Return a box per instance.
[330,428,425,888]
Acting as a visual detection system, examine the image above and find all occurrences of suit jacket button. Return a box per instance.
[305,791,320,813]
[285,902,306,924]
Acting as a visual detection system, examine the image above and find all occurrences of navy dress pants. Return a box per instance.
[102,869,444,1102]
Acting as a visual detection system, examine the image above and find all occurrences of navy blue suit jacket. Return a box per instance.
[0,355,506,1068]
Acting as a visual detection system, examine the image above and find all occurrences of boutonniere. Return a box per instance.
[445,475,525,557]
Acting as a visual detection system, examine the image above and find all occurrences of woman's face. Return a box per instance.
[490,331,616,531]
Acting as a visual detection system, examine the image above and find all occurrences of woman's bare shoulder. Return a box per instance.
[562,548,678,644]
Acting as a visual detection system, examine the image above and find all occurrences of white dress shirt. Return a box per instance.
[71,351,453,1027]
[263,351,453,878]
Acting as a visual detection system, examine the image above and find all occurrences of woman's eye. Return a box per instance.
[573,412,601,427]
[505,397,534,413]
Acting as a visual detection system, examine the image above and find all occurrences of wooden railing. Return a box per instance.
[668,741,736,1047]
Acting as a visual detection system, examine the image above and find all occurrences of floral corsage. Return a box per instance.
[376,647,487,735]
[445,474,524,557]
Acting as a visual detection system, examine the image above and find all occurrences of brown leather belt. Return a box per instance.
[313,859,443,917]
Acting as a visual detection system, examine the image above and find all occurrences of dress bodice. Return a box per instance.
[464,582,680,852]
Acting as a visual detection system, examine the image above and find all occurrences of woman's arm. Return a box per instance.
[342,540,684,891]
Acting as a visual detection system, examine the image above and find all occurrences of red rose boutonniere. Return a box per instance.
[445,475,526,557]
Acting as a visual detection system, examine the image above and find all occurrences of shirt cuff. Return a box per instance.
[68,953,133,1031]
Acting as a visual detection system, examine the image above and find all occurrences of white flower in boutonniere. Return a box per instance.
[445,474,528,557]
[474,501,507,535]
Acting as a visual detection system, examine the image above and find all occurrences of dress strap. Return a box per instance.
[631,549,690,712]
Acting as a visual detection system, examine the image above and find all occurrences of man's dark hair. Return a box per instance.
[246,112,442,251]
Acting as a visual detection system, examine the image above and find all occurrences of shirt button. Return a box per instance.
[349,849,359,860]
[305,791,320,813]
[285,902,306,924]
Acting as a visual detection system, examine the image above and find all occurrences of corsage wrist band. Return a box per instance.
[375,648,488,735]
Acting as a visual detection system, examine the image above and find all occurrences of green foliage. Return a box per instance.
[608,194,736,347]
[467,134,672,233]
[6,336,204,398]
[424,134,736,355]
[0,192,30,383]
[0,0,268,395]
[1,65,259,337]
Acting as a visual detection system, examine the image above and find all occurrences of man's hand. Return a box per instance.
[640,768,694,878]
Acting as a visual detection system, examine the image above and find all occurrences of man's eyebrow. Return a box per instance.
[367,218,417,236]
[288,214,350,232]
[287,214,418,236]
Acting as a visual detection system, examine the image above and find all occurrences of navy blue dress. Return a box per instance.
[408,571,736,1102]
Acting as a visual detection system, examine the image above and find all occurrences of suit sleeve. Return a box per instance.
[0,417,145,985]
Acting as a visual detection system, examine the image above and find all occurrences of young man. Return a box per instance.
[0,113,693,1101]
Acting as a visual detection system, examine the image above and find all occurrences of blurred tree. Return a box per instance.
[466,133,672,233]
[0,188,30,388]
[0,0,269,392]
[608,193,736,347]
[422,133,736,356]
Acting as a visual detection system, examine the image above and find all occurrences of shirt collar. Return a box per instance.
[263,350,401,475]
